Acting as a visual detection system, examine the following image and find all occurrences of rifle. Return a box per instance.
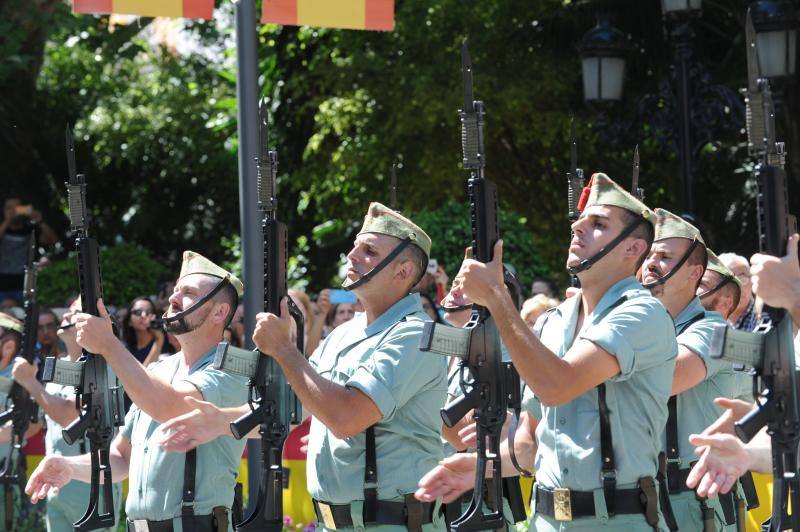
[567,119,584,288]
[41,126,124,531]
[631,145,644,201]
[708,11,799,530]
[213,101,303,531]
[418,41,522,531]
[0,232,40,529]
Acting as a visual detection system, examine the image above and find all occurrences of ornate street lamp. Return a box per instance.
[661,0,703,18]
[580,20,629,102]
[750,0,799,79]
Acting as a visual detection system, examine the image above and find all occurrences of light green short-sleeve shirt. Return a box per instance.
[306,293,448,504]
[664,298,737,467]
[523,276,678,491]
[122,348,248,526]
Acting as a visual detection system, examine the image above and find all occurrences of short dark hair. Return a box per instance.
[620,210,655,270]
[0,327,22,351]
[213,283,239,328]
[398,244,428,289]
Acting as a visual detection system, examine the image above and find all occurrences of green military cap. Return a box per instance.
[179,251,244,297]
[577,172,655,228]
[706,249,741,288]
[357,202,432,258]
[0,312,23,334]
[653,208,705,246]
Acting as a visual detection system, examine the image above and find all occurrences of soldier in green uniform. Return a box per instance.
[254,202,448,531]
[154,203,448,531]
[698,250,742,322]
[12,299,121,532]
[640,209,740,531]
[25,251,248,532]
[417,173,678,531]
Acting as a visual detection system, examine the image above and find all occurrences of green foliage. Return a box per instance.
[409,200,549,292]
[37,244,168,307]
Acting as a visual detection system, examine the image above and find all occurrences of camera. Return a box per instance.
[149,318,166,331]
[426,258,438,275]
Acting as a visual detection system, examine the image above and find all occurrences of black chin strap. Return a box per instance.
[162,275,234,330]
[441,303,473,313]
[344,238,426,291]
[641,240,700,289]
[566,216,645,275]
[698,275,734,300]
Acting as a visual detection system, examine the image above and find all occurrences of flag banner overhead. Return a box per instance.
[262,0,394,31]
[73,0,214,20]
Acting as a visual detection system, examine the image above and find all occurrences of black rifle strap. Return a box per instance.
[598,383,617,516]
[666,311,706,494]
[642,239,702,289]
[508,306,556,477]
[567,216,644,275]
[182,448,197,528]
[698,276,734,300]
[344,238,424,291]
[364,426,378,523]
[507,407,533,478]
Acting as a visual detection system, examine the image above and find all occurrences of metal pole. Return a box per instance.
[234,0,262,513]
[673,23,694,215]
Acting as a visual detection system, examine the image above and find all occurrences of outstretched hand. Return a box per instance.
[155,396,227,453]
[686,433,750,498]
[25,455,74,504]
[415,453,477,504]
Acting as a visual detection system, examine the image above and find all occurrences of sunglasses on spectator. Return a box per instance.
[131,309,155,317]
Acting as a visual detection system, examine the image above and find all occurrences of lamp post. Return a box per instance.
[579,20,629,102]
[661,0,703,215]
[749,0,799,79]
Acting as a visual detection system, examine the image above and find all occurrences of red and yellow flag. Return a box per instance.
[73,0,214,20]
[263,0,394,31]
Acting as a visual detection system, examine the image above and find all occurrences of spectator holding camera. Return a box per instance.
[122,296,165,367]
[0,196,58,304]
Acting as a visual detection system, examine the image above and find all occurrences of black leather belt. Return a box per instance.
[534,484,647,521]
[126,515,216,532]
[313,498,435,529]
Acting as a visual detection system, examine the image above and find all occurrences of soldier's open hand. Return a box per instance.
[686,433,750,498]
[456,240,505,308]
[74,299,117,356]
[415,453,476,504]
[156,396,226,452]
[253,297,295,360]
[26,455,74,503]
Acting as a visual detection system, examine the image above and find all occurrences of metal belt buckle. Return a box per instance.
[317,502,337,530]
[131,520,150,532]
[553,488,573,521]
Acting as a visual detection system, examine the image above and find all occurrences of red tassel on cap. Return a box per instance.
[576,173,596,212]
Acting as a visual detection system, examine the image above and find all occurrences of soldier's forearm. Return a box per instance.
[27,380,79,427]
[486,289,572,405]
